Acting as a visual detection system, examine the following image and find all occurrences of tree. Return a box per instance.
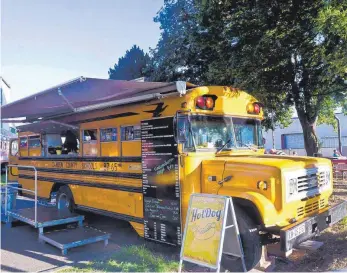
[150,0,347,156]
[145,0,199,81]
[109,45,150,80]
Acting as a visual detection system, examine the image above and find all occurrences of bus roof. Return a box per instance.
[1,77,195,123]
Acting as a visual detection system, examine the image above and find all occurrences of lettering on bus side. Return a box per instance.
[82,162,97,170]
[66,162,78,169]
[52,161,63,168]
[102,162,117,172]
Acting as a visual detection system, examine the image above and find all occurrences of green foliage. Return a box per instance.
[109,45,150,81]
[60,245,179,272]
[149,0,347,155]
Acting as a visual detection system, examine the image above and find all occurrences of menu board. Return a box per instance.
[141,117,181,246]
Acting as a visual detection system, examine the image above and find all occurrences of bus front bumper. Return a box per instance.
[280,201,347,252]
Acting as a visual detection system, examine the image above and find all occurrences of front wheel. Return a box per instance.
[56,185,75,212]
[221,205,262,272]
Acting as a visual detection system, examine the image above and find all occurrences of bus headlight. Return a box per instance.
[288,178,298,195]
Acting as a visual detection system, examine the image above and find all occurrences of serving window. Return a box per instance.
[83,129,97,142]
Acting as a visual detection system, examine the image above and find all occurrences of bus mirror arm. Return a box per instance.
[173,115,177,143]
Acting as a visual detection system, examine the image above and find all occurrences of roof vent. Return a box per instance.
[176,81,187,96]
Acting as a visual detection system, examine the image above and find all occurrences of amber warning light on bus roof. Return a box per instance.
[247,102,263,114]
[195,95,217,110]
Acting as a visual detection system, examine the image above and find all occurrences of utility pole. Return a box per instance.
[270,111,275,149]
[334,114,342,155]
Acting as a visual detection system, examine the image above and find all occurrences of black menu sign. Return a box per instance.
[141,117,181,246]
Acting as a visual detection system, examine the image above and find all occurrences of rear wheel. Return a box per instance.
[220,205,262,272]
[56,185,75,212]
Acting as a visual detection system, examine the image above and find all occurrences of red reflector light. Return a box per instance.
[253,103,260,114]
[196,96,206,109]
[196,96,215,110]
[247,102,262,114]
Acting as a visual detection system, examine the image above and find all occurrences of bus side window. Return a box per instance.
[11,140,19,156]
[19,137,28,156]
[82,129,98,156]
[121,125,141,156]
[100,128,119,156]
[28,135,41,157]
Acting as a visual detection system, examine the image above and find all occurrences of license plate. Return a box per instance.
[287,223,306,240]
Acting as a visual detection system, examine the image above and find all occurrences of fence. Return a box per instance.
[332,159,347,183]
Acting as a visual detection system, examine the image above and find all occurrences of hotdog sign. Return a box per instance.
[179,194,246,272]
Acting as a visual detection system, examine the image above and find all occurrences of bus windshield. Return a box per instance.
[177,115,263,151]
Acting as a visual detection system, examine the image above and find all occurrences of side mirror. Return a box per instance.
[177,116,189,144]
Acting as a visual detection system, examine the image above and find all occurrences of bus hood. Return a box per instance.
[216,154,332,170]
[201,154,333,216]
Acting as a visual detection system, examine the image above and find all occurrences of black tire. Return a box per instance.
[220,205,262,272]
[56,185,75,212]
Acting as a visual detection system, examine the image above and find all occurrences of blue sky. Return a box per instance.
[2,0,163,102]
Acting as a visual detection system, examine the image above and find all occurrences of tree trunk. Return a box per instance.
[298,115,319,156]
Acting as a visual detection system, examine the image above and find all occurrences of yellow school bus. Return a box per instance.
[3,78,346,271]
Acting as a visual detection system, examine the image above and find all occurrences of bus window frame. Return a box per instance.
[100,127,118,143]
[28,134,41,149]
[10,139,19,156]
[120,124,141,142]
[19,136,28,149]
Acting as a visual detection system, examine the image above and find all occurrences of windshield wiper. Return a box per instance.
[243,143,258,151]
[187,115,197,152]
[216,138,233,154]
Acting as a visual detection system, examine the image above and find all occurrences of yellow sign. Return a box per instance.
[181,194,227,268]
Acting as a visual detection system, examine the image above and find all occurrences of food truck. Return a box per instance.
[2,77,346,271]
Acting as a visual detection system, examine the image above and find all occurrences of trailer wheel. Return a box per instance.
[220,205,262,272]
[56,186,75,212]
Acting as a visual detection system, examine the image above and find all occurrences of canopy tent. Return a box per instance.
[16,120,79,135]
[1,77,193,122]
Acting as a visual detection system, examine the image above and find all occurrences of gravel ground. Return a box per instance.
[274,182,347,272]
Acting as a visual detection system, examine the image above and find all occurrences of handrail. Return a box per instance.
[5,165,38,226]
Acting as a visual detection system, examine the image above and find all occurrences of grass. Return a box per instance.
[60,245,179,272]
[339,216,347,229]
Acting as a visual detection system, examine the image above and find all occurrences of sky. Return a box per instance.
[1,0,163,102]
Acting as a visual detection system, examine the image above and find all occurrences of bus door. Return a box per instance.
[8,139,19,182]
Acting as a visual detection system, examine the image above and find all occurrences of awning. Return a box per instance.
[16,120,79,135]
[1,77,192,122]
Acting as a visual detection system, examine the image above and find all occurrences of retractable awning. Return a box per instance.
[1,77,191,122]
[16,120,79,134]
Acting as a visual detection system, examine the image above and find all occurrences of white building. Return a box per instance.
[263,113,347,156]
[1,78,16,168]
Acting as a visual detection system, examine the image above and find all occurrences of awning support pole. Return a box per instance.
[58,88,76,112]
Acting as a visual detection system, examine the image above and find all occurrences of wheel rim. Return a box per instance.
[57,193,70,210]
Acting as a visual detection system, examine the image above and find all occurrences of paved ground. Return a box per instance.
[1,212,154,272]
